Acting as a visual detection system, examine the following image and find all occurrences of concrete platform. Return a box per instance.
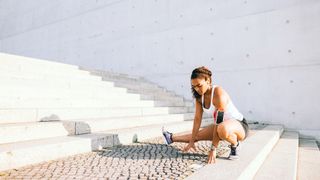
[105,118,213,145]
[0,105,195,124]
[71,113,211,135]
[0,77,114,89]
[297,139,320,180]
[186,125,284,180]
[1,71,102,81]
[0,96,146,108]
[254,131,299,180]
[0,106,196,143]
[0,53,79,72]
[139,94,184,102]
[0,135,114,171]
[0,122,70,144]
[127,89,177,97]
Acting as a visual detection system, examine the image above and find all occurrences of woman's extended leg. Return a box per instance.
[172,124,220,147]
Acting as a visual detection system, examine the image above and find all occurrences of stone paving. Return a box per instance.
[0,135,232,180]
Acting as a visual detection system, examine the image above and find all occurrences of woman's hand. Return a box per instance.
[207,150,217,164]
[183,141,197,152]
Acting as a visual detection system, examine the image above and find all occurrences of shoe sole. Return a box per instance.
[162,133,169,145]
[228,156,240,160]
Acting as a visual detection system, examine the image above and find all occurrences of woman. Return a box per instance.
[162,66,249,164]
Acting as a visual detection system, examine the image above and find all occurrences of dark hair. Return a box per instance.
[190,66,212,99]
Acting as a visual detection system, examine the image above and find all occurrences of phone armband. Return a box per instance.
[216,110,224,124]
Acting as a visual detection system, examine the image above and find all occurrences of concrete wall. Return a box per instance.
[0,0,319,134]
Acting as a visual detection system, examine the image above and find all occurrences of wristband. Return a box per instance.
[210,144,216,151]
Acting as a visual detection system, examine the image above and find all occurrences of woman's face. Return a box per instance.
[191,77,211,96]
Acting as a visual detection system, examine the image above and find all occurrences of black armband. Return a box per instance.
[216,110,224,124]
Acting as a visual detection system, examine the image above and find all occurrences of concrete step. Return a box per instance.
[111,83,170,94]
[297,138,320,180]
[0,97,188,109]
[152,100,187,107]
[85,69,182,100]
[0,53,79,72]
[0,107,195,143]
[127,89,177,97]
[105,118,213,145]
[1,70,102,82]
[83,70,170,92]
[1,78,182,102]
[0,86,129,99]
[0,73,104,85]
[84,69,146,82]
[139,94,184,102]
[0,65,91,78]
[87,71,179,96]
[0,122,70,144]
[0,96,145,107]
[69,113,210,135]
[0,77,114,89]
[0,134,116,171]
[0,105,156,123]
[254,131,299,180]
[187,125,284,180]
[86,71,171,93]
[111,79,159,89]
[0,101,192,124]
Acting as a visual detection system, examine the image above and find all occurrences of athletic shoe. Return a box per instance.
[162,127,173,145]
[228,141,240,160]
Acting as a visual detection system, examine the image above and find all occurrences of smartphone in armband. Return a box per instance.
[216,111,224,124]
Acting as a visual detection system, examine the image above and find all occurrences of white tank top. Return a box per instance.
[202,85,244,122]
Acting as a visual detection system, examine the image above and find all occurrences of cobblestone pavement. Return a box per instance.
[0,124,264,180]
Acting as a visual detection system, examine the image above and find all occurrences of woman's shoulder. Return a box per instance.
[213,85,226,95]
[213,86,230,105]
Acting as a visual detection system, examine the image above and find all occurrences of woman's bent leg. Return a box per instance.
[216,119,246,146]
[172,124,219,144]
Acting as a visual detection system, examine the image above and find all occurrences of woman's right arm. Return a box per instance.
[184,99,203,152]
[191,99,203,142]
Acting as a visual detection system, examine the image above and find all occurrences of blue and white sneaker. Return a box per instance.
[162,127,173,145]
[228,141,240,160]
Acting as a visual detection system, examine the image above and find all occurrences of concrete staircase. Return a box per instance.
[0,53,319,179]
[0,53,212,171]
[187,127,320,180]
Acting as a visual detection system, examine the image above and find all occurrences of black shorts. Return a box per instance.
[238,118,249,139]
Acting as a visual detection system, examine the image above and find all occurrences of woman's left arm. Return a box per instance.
[207,87,229,164]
